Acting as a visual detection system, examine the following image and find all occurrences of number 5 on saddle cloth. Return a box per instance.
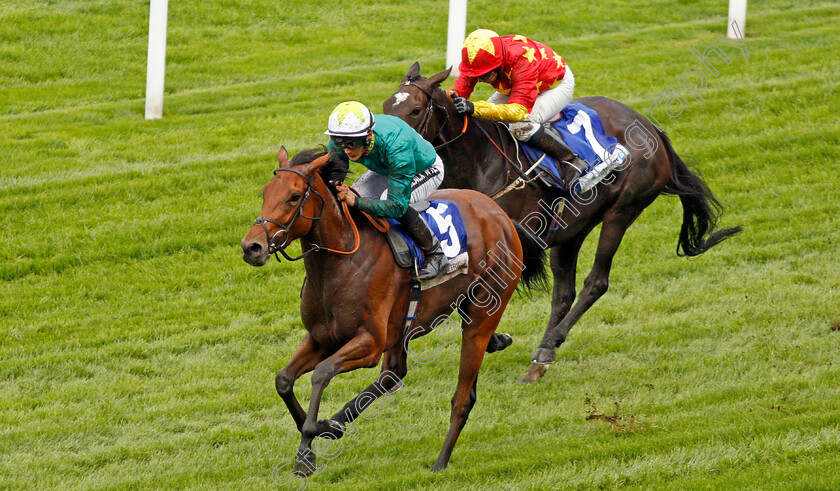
[383,199,470,290]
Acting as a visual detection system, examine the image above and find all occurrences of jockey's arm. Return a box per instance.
[448,74,477,100]
[456,61,539,124]
[471,100,530,123]
[354,142,414,219]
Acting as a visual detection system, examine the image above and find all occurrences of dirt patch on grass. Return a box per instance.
[584,397,640,433]
[831,321,840,332]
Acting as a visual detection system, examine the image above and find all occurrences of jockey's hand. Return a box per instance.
[445,89,459,100]
[452,96,474,115]
[334,182,357,207]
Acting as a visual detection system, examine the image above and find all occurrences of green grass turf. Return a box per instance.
[1,0,839,489]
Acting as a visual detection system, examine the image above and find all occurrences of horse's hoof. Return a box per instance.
[486,332,513,353]
[531,347,556,364]
[316,419,345,439]
[293,455,316,477]
[518,363,549,384]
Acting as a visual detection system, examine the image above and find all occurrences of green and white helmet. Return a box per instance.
[324,101,375,137]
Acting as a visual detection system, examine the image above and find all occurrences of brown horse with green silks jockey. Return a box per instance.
[241,146,546,473]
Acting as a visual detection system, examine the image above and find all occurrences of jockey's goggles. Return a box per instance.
[477,68,499,81]
[331,136,367,150]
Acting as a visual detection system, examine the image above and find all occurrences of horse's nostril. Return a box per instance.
[248,242,264,255]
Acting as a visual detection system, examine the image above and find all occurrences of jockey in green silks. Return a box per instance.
[326,101,449,281]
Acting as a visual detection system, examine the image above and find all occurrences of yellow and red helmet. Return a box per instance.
[459,29,503,77]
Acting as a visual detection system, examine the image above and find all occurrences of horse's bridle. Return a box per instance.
[253,167,363,263]
[253,167,327,263]
[400,80,537,194]
[399,80,468,150]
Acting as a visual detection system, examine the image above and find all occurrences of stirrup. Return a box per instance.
[418,250,449,280]
[563,160,583,194]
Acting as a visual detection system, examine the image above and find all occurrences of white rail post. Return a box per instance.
[727,0,746,40]
[145,0,169,120]
[446,0,467,77]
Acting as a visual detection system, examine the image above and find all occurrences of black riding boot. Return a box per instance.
[399,207,449,280]
[528,124,588,192]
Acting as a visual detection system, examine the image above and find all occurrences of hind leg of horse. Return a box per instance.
[532,210,642,364]
[294,332,383,476]
[520,237,585,383]
[432,318,494,472]
[433,258,519,473]
[329,346,408,430]
[485,332,513,353]
[275,333,330,431]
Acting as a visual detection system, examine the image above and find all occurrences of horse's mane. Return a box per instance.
[289,146,350,184]
[289,147,326,166]
[419,76,512,139]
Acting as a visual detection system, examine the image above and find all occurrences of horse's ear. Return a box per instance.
[306,153,331,173]
[402,62,421,82]
[277,146,289,165]
[426,67,453,88]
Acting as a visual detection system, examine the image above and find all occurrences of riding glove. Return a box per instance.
[452,96,474,115]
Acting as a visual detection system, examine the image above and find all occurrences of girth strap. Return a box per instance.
[402,279,423,337]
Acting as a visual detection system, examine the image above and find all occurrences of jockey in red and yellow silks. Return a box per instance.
[449,32,567,123]
[448,29,587,192]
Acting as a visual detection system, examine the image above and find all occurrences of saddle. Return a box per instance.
[357,199,470,289]
[519,103,630,194]
[353,200,425,268]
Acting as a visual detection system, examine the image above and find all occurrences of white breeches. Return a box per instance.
[352,154,444,202]
[487,66,576,140]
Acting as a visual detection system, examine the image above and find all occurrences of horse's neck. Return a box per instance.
[305,187,357,258]
[437,114,513,192]
[302,200,384,274]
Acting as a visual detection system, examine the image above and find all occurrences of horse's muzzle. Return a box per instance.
[241,238,269,266]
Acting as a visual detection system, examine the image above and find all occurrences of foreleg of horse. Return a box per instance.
[294,332,382,476]
[432,319,495,472]
[521,239,584,383]
[275,333,330,431]
[532,213,638,365]
[329,346,408,429]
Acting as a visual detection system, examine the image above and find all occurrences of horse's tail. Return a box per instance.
[658,129,743,256]
[513,221,548,291]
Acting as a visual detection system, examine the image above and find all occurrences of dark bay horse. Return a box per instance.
[384,63,742,383]
[241,147,546,473]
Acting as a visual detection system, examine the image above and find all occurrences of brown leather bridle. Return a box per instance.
[253,167,360,263]
[399,80,468,150]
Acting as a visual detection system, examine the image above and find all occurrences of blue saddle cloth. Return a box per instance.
[520,103,625,187]
[386,199,468,269]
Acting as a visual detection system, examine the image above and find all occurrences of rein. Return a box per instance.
[434,115,469,150]
[403,80,538,192]
[400,80,468,150]
[254,167,361,263]
[471,119,539,191]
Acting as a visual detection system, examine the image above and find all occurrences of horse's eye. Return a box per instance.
[410,107,421,116]
[289,193,302,203]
